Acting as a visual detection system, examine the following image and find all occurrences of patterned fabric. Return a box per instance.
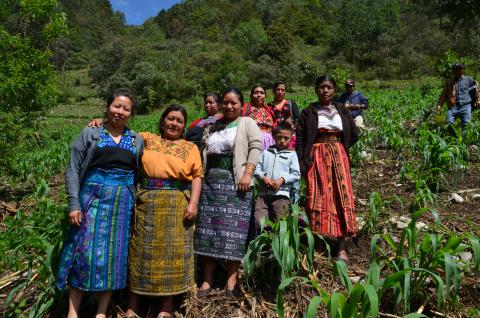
[88,127,137,171]
[186,114,223,145]
[315,132,342,143]
[260,131,275,150]
[267,100,293,126]
[317,105,343,131]
[243,103,274,132]
[207,154,233,170]
[206,120,238,155]
[306,130,357,237]
[194,156,254,261]
[189,113,223,129]
[143,136,190,161]
[140,132,203,181]
[141,178,189,190]
[129,188,194,295]
[267,100,297,148]
[98,127,137,153]
[56,168,135,291]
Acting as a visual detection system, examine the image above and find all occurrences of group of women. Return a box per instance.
[56,76,359,318]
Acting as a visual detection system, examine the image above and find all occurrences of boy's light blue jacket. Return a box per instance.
[254,146,301,198]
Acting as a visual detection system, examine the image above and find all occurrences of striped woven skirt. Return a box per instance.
[194,155,254,261]
[56,168,135,291]
[306,132,357,237]
[128,179,194,296]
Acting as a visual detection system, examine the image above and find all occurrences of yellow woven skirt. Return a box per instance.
[128,188,194,295]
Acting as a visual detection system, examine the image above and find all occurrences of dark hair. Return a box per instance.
[209,87,244,133]
[315,75,337,91]
[204,92,221,105]
[273,121,294,136]
[250,84,267,97]
[222,87,244,106]
[106,89,136,116]
[159,104,188,138]
[272,80,287,92]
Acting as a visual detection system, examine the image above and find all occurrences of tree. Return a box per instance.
[0,0,67,173]
[231,19,268,59]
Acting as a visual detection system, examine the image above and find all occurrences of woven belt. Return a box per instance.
[207,154,233,170]
[315,134,341,143]
[141,178,189,190]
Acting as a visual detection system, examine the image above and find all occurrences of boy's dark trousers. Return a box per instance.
[254,195,290,232]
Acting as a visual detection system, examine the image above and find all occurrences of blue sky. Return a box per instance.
[110,0,182,25]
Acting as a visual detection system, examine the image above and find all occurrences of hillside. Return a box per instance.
[66,0,480,111]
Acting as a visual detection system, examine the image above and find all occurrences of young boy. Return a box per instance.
[253,121,301,232]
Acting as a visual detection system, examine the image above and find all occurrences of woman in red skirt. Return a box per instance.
[296,75,360,261]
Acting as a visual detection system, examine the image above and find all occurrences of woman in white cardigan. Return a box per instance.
[194,87,262,298]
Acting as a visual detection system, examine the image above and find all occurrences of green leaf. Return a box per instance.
[305,295,322,318]
[441,236,462,253]
[366,260,381,290]
[342,284,363,317]
[329,293,346,318]
[402,257,411,312]
[304,227,315,271]
[402,314,428,318]
[276,277,301,318]
[361,283,379,318]
[370,234,381,259]
[334,260,353,293]
[470,235,480,271]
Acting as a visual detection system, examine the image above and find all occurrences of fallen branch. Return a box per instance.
[13,272,39,303]
[0,270,24,290]
[379,312,401,318]
[416,304,425,314]
[429,309,453,318]
[456,188,479,194]
[1,201,16,213]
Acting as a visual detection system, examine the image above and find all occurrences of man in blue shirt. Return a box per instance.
[435,63,476,131]
[337,79,369,129]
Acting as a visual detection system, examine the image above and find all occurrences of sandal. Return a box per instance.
[196,287,213,298]
[114,306,141,318]
[225,285,242,298]
[336,255,350,265]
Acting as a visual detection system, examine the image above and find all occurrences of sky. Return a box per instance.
[110,0,182,25]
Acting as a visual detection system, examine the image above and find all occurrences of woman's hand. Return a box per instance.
[184,202,198,221]
[87,118,104,127]
[68,210,82,226]
[238,173,252,192]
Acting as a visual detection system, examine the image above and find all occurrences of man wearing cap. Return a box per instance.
[337,78,369,129]
[435,63,476,130]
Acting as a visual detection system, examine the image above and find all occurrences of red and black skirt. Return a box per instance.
[305,129,357,237]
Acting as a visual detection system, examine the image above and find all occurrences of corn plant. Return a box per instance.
[409,127,467,190]
[366,192,384,234]
[2,180,68,318]
[370,208,480,313]
[243,205,317,282]
[275,261,380,318]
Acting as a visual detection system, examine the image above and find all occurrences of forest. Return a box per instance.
[1,0,480,317]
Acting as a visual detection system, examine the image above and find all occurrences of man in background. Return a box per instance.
[337,79,369,129]
[435,63,476,131]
